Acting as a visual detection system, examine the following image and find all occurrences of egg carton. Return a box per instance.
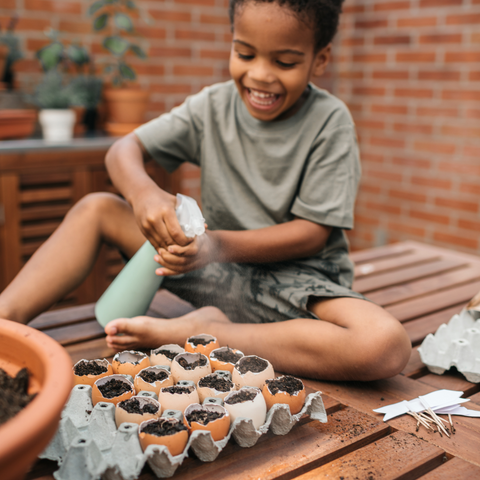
[418,307,480,383]
[40,384,327,480]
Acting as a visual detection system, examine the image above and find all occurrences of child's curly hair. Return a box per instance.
[229,0,345,52]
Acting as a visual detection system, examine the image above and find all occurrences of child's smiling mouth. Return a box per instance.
[246,87,282,109]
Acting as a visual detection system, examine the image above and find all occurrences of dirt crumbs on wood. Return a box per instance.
[199,376,234,392]
[212,348,243,364]
[237,356,268,374]
[266,376,303,395]
[163,385,193,395]
[186,410,224,426]
[98,379,132,398]
[74,361,108,376]
[0,368,36,426]
[177,356,207,370]
[189,337,215,346]
[142,419,187,436]
[119,398,159,414]
[139,369,168,383]
[225,390,257,404]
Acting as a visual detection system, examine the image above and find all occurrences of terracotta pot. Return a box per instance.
[0,110,37,140]
[0,318,73,480]
[103,87,149,125]
[0,45,8,80]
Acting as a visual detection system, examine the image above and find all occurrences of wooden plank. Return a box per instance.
[41,319,105,346]
[21,171,71,185]
[65,337,116,364]
[350,242,416,264]
[418,457,480,479]
[149,289,196,319]
[20,187,72,203]
[402,347,428,378]
[30,303,96,330]
[416,371,480,397]
[20,204,70,221]
[293,431,444,480]
[21,220,62,239]
[353,258,464,294]
[385,281,480,323]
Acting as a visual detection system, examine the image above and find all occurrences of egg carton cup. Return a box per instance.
[418,308,480,383]
[40,384,327,479]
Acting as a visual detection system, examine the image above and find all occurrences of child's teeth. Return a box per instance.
[249,89,277,105]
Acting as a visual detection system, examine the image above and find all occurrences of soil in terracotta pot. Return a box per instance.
[213,348,243,364]
[237,356,268,374]
[142,419,187,436]
[178,356,207,370]
[98,379,132,398]
[199,376,234,392]
[119,397,159,414]
[156,349,178,360]
[139,369,168,383]
[74,361,108,376]
[0,368,36,426]
[163,385,192,395]
[266,376,303,395]
[186,410,224,426]
[188,337,215,346]
[225,390,257,404]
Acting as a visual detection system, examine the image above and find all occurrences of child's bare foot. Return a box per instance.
[104,306,230,351]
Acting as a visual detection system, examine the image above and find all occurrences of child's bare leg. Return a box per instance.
[0,193,145,324]
[105,297,411,381]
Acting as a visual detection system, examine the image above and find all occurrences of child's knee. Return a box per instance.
[68,192,122,222]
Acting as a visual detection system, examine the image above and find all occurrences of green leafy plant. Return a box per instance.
[0,15,23,89]
[89,0,149,86]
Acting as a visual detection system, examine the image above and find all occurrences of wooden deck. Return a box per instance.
[27,241,480,479]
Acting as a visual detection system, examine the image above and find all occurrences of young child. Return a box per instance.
[0,0,411,381]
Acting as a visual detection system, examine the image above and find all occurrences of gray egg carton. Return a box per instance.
[39,384,327,479]
[418,308,480,383]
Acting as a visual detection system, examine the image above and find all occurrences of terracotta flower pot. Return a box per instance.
[103,87,149,130]
[0,318,73,480]
[0,110,37,140]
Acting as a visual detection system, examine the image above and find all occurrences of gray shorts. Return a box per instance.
[162,260,365,324]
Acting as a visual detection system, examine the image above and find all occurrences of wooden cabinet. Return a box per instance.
[0,138,179,309]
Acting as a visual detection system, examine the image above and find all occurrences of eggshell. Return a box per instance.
[184,334,220,357]
[150,344,185,367]
[171,352,211,384]
[115,396,162,427]
[73,358,112,387]
[134,366,173,395]
[112,351,150,378]
[197,373,235,403]
[158,384,200,413]
[184,403,230,442]
[262,376,306,415]
[92,374,135,406]
[209,347,244,373]
[232,355,275,390]
[224,387,267,430]
[139,418,189,456]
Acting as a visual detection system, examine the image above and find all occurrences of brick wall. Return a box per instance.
[2,0,479,255]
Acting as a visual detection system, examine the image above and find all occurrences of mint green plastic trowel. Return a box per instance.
[95,194,205,327]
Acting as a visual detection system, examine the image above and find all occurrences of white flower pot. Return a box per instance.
[39,109,76,142]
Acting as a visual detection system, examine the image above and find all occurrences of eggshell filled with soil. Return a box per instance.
[150,344,185,367]
[262,375,306,415]
[224,387,267,430]
[115,396,162,427]
[92,374,135,406]
[197,373,235,403]
[209,347,244,373]
[158,384,199,413]
[184,334,220,357]
[232,355,274,390]
[112,351,150,378]
[73,358,112,387]
[139,417,189,456]
[171,352,211,384]
[134,366,173,395]
[184,403,230,442]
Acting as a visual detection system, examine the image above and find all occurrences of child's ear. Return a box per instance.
[312,43,332,77]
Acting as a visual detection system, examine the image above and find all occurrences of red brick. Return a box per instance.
[463,146,480,158]
[439,161,480,176]
[353,86,386,96]
[343,4,366,13]
[360,183,382,194]
[393,122,433,134]
[224,33,233,43]
[149,10,192,23]
[341,37,365,47]
[355,119,385,130]
[15,17,51,31]
[442,90,480,101]
[175,29,216,41]
[419,33,462,44]
[374,35,411,45]
[374,1,410,10]
[394,88,433,98]
[353,53,387,63]
[388,221,426,237]
[460,182,479,194]
[11,58,41,73]
[412,176,452,190]
[137,26,167,40]
[24,0,82,14]
[175,0,215,5]
[458,219,480,232]
[150,83,192,94]
[441,125,480,138]
[473,33,480,43]
[355,19,389,29]
[392,157,431,169]
[397,17,437,27]
[200,49,230,60]
[134,64,165,76]
[466,108,480,118]
[150,47,191,57]
[469,71,480,81]
[339,71,364,79]
[361,153,385,163]
[200,14,230,25]
[173,65,214,76]
[353,214,380,226]
[371,104,408,115]
[446,13,480,25]
[433,232,478,250]
[435,197,478,212]
[445,51,480,63]
[366,202,402,215]
[58,20,91,34]
[370,136,405,149]
[396,52,436,62]
[414,141,456,154]
[418,70,460,81]
[420,0,463,6]
[372,70,409,79]
[416,106,458,117]
[1,0,16,8]
[390,189,427,203]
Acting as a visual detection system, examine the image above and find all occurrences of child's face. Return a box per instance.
[229,1,330,122]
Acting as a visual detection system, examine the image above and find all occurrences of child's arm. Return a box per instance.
[105,133,191,250]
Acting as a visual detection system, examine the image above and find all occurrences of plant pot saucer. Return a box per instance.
[105,121,142,136]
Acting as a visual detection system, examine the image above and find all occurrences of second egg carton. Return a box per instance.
[40,384,327,480]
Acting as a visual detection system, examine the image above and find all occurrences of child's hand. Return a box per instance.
[154,231,217,275]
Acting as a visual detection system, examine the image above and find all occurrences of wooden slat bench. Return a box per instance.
[27,241,480,479]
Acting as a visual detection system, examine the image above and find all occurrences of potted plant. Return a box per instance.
[89,0,150,135]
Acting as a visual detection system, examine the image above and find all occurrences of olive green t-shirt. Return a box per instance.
[135,80,361,288]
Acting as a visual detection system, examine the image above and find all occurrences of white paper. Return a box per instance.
[434,405,480,417]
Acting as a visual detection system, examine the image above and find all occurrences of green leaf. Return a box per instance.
[36,42,63,72]
[88,0,106,16]
[114,12,133,32]
[103,36,129,56]
[93,13,109,31]
[129,44,147,59]
[66,44,90,66]
[125,0,136,9]
[119,62,136,80]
